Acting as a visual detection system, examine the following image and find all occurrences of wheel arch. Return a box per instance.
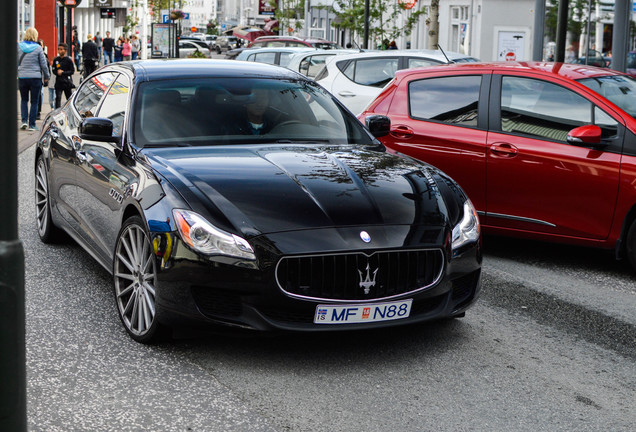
[122,203,144,226]
[616,203,636,260]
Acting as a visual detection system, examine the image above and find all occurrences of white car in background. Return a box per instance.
[315,50,479,114]
[235,47,316,67]
[178,39,212,58]
[286,49,359,78]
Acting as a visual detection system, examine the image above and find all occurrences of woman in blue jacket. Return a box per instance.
[18,27,50,131]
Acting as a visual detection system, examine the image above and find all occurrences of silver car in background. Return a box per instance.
[236,47,317,67]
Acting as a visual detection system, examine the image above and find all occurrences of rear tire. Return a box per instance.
[626,219,636,271]
[35,155,64,243]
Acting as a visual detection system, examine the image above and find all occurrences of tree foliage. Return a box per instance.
[268,0,305,34]
[545,0,599,43]
[330,0,426,46]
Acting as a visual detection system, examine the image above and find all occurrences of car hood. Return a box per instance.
[145,144,450,238]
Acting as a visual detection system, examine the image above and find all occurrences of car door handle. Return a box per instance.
[489,143,518,157]
[338,90,356,97]
[390,125,414,139]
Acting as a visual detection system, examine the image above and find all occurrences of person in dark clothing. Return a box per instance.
[72,32,81,71]
[113,38,123,62]
[82,34,99,77]
[52,43,75,108]
[103,31,114,64]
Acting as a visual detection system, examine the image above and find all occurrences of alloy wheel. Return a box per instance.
[35,159,50,238]
[114,219,158,339]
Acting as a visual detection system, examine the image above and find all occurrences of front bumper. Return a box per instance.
[152,232,482,332]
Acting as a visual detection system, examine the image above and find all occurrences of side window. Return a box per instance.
[300,55,332,78]
[408,58,442,68]
[253,52,277,65]
[96,74,130,137]
[594,106,619,139]
[279,52,294,67]
[349,58,399,87]
[500,76,592,142]
[74,72,118,118]
[409,75,481,127]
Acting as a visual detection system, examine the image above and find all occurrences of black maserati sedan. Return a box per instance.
[35,60,482,343]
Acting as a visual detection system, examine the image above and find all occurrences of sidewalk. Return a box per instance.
[17,73,81,154]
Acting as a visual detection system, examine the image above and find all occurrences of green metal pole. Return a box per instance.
[0,0,26,430]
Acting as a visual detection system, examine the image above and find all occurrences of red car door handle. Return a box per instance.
[490,143,518,157]
[390,125,414,139]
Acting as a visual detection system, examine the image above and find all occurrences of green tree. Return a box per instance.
[269,0,305,34]
[330,0,426,47]
[206,19,219,35]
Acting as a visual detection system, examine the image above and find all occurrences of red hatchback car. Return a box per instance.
[359,62,636,269]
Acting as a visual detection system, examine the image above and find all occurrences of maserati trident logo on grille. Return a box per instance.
[358,263,378,295]
[360,231,371,243]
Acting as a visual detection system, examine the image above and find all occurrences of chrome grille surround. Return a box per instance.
[275,248,445,303]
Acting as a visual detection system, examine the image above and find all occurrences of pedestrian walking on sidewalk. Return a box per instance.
[131,35,140,60]
[114,38,123,62]
[18,27,50,131]
[95,31,103,63]
[122,37,132,61]
[52,43,75,108]
[82,34,99,77]
[103,31,114,64]
[36,39,53,118]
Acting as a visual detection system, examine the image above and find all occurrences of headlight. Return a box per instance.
[172,209,256,260]
[451,200,480,252]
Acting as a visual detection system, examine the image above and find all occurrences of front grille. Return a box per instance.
[276,249,444,302]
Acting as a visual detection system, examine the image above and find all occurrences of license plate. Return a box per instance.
[314,299,412,324]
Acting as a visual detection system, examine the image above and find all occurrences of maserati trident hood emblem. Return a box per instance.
[358,263,378,295]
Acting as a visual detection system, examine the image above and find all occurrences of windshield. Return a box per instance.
[132,77,374,148]
[577,75,636,117]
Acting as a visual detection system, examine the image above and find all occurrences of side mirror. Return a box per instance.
[365,115,391,138]
[79,117,119,143]
[567,124,605,148]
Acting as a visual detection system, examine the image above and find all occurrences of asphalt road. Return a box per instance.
[18,140,635,431]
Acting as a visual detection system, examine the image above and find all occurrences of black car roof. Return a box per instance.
[114,59,306,82]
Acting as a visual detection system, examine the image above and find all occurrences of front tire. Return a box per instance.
[35,155,64,243]
[113,216,165,343]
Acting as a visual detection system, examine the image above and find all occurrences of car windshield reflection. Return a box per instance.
[133,78,373,148]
